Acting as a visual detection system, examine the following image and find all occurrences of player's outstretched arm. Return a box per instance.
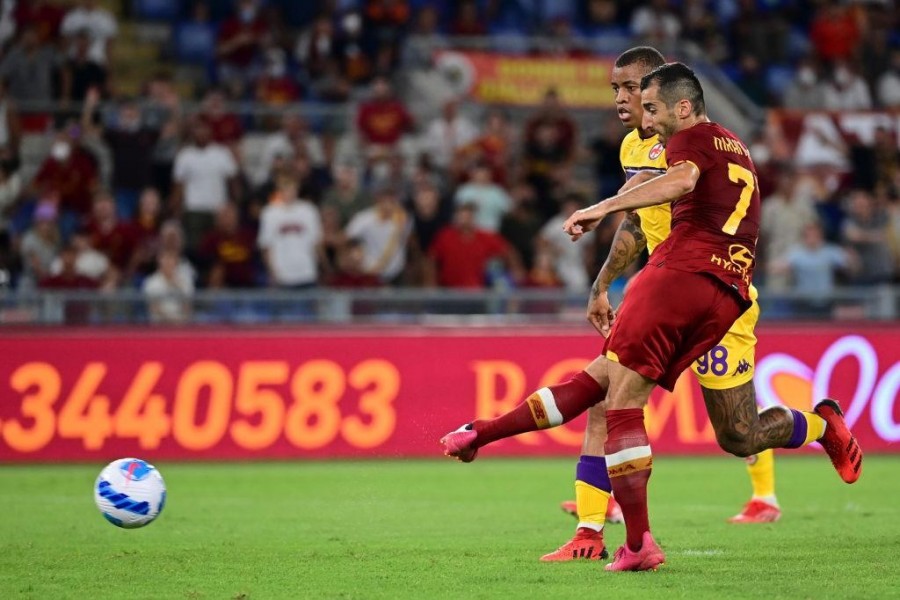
[586,211,646,336]
[563,162,699,240]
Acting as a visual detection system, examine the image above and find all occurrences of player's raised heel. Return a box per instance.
[540,528,608,562]
[605,531,665,572]
[814,399,862,484]
[439,424,479,462]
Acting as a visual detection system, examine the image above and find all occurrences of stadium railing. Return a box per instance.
[2,286,897,326]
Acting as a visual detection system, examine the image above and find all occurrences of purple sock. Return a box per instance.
[785,409,808,449]
[576,455,612,492]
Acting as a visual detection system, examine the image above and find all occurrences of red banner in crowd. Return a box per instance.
[0,325,898,462]
[434,50,615,108]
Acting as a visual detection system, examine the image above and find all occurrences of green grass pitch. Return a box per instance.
[1,455,897,599]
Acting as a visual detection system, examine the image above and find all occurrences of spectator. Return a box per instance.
[85,189,135,277]
[524,248,564,289]
[450,0,486,36]
[770,221,854,316]
[0,25,57,127]
[0,81,22,159]
[129,187,163,279]
[406,180,450,285]
[42,241,98,290]
[877,48,900,109]
[872,126,900,192]
[355,76,413,152]
[809,1,861,65]
[60,31,108,103]
[630,0,681,46]
[256,113,325,186]
[333,10,372,85]
[401,5,446,68]
[579,0,628,42]
[17,200,59,290]
[321,160,368,229]
[538,193,592,292]
[31,126,99,218]
[420,99,479,171]
[294,14,335,81]
[522,88,577,217]
[81,89,159,218]
[215,0,266,91]
[345,184,411,284]
[734,53,768,106]
[0,149,22,228]
[143,249,194,324]
[60,0,118,66]
[782,57,828,110]
[199,89,244,147]
[171,119,240,254]
[54,229,111,285]
[427,202,523,289]
[14,0,66,45]
[199,201,257,288]
[760,166,819,289]
[39,243,99,324]
[841,189,893,284]
[257,175,323,288]
[364,0,410,71]
[255,47,301,107]
[454,162,512,233]
[822,61,872,111]
[328,238,382,288]
[459,108,515,185]
[499,181,543,270]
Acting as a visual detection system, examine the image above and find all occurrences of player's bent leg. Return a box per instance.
[702,383,862,484]
[441,357,610,461]
[702,381,798,456]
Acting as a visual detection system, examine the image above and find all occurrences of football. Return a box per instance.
[94,458,166,529]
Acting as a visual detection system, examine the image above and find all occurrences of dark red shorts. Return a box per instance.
[604,265,746,391]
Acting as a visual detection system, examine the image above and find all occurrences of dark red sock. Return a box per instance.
[605,408,652,552]
[472,371,606,447]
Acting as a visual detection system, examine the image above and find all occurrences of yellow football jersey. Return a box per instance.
[619,129,669,253]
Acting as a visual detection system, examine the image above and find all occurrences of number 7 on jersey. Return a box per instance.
[722,163,756,235]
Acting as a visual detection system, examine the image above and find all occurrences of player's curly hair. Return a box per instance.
[614,46,666,71]
[640,62,706,116]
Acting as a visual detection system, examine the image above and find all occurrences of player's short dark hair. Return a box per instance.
[614,47,666,71]
[640,62,706,116]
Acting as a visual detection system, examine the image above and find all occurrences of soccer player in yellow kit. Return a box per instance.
[441,47,783,562]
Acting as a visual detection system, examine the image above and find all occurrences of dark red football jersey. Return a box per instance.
[649,122,760,304]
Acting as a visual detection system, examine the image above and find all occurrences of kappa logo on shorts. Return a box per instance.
[648,143,664,160]
[735,359,752,375]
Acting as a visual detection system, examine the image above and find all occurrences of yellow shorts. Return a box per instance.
[690,294,759,390]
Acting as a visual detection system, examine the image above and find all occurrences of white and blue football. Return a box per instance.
[94,458,166,529]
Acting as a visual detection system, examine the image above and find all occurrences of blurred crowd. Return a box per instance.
[0,0,898,323]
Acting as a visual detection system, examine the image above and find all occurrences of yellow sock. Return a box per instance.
[746,449,776,500]
[575,480,610,531]
[801,411,827,446]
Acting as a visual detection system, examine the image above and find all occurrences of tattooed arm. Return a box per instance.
[586,210,647,336]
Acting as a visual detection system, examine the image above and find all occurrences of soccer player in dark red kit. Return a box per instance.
[559,62,861,571]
